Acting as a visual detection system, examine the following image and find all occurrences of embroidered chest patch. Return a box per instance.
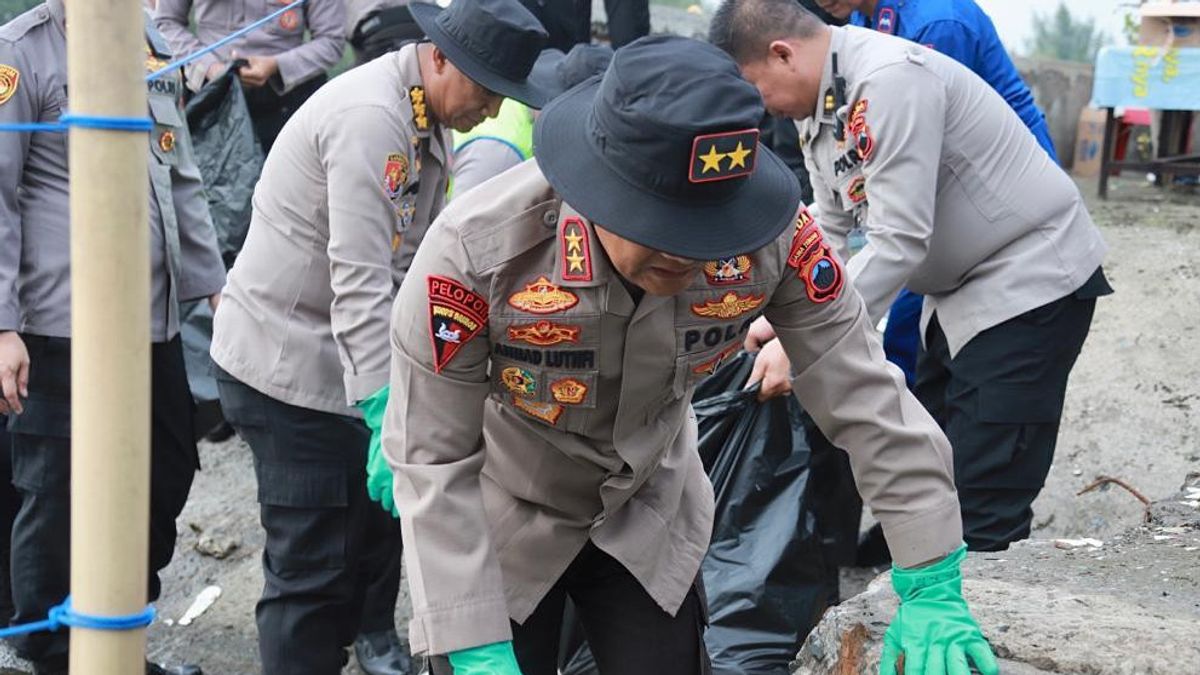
[507,320,581,346]
[384,153,408,198]
[703,256,752,286]
[508,276,579,315]
[0,65,20,106]
[427,275,489,374]
[691,291,765,320]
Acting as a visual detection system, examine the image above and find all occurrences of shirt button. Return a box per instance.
[542,210,558,228]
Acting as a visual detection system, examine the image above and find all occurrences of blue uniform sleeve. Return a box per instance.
[912,20,981,71]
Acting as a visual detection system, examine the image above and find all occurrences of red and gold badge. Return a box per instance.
[158,130,176,153]
[508,276,579,315]
[384,152,408,198]
[788,209,824,271]
[500,367,537,397]
[279,9,300,30]
[703,255,752,286]
[848,99,874,162]
[409,86,429,131]
[691,291,765,319]
[550,378,588,405]
[0,64,20,106]
[846,176,867,204]
[427,275,489,374]
[512,396,563,425]
[799,245,844,304]
[560,217,593,282]
[507,320,581,347]
[692,343,740,376]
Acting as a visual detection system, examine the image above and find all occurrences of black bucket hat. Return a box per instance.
[409,0,551,108]
[527,44,614,104]
[534,35,801,260]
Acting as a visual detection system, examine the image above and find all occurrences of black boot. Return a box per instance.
[354,630,414,675]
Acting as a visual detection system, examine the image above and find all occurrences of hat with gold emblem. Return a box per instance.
[534,35,800,260]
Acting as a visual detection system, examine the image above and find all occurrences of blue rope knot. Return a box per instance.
[0,596,155,638]
[51,596,157,631]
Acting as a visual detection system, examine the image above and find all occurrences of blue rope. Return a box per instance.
[145,0,309,82]
[0,113,153,134]
[0,596,155,638]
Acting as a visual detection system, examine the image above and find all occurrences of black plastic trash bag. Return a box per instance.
[693,351,834,675]
[562,352,839,674]
[179,66,263,414]
[184,64,263,267]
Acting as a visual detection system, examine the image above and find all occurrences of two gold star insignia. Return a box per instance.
[698,141,753,174]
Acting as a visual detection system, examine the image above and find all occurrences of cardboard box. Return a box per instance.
[1073,107,1108,178]
[1140,1,1200,48]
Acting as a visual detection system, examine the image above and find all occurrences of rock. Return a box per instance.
[793,477,1200,674]
[194,533,239,560]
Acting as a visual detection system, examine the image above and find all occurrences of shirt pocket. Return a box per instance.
[831,165,868,216]
[671,284,767,397]
[148,93,184,167]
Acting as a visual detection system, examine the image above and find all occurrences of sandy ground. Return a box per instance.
[1,176,1197,674]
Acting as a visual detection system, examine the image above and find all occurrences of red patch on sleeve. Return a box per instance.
[427,275,489,374]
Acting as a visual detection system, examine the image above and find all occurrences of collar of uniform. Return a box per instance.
[398,44,433,142]
[551,202,608,288]
[812,26,849,128]
[396,43,451,168]
[47,0,65,32]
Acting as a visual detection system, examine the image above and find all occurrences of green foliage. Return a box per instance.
[1026,1,1110,63]
[0,0,40,25]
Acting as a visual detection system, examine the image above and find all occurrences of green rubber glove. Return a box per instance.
[880,544,998,675]
[355,385,398,518]
[446,641,524,675]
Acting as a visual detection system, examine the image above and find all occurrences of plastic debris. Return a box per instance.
[178,585,221,627]
[1055,538,1104,550]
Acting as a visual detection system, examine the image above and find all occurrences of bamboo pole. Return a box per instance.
[66,0,151,672]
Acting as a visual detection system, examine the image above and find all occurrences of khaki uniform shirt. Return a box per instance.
[154,0,345,94]
[212,45,449,414]
[384,161,963,655]
[0,1,225,341]
[798,26,1107,356]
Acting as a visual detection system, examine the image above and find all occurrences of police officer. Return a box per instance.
[0,2,225,673]
[376,35,997,675]
[450,43,612,199]
[711,0,1112,552]
[209,1,550,672]
[155,0,345,151]
[815,0,1060,393]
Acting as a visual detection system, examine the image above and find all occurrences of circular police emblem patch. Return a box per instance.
[800,247,844,304]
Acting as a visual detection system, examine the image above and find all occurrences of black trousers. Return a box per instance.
[217,371,403,675]
[242,74,326,153]
[429,542,710,675]
[6,336,198,666]
[0,417,18,623]
[915,271,1108,551]
[517,0,649,50]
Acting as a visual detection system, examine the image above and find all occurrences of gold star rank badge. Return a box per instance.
[559,217,593,282]
[688,128,759,183]
[409,86,429,131]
